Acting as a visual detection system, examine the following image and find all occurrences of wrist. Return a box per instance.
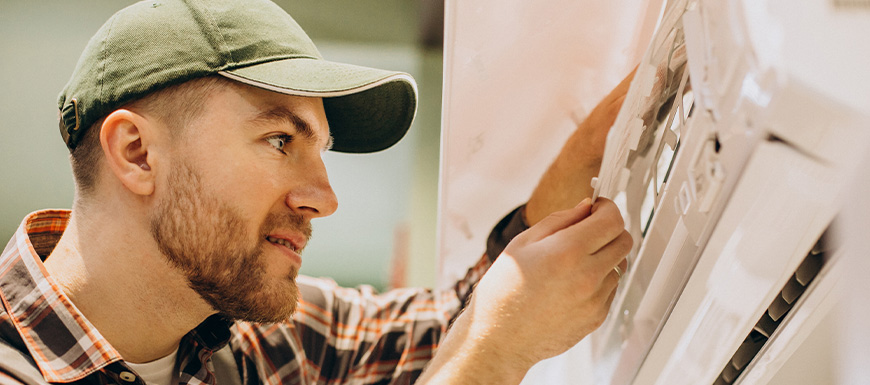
[416,299,535,385]
[526,149,602,225]
[420,309,534,385]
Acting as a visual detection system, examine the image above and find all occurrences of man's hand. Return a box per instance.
[418,198,631,384]
[525,68,636,225]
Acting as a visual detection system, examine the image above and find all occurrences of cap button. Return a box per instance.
[119,371,136,382]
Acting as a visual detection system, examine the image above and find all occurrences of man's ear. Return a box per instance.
[99,109,156,196]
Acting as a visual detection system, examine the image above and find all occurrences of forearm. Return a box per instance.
[525,133,601,225]
[417,309,532,385]
[526,68,635,226]
[419,199,630,383]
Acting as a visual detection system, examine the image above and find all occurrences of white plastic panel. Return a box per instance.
[834,144,870,385]
[638,140,836,385]
[588,0,870,383]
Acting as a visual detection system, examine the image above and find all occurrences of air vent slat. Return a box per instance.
[781,277,805,303]
[767,295,791,321]
[796,245,825,284]
[731,331,767,369]
[712,228,829,385]
[722,362,740,383]
[752,312,780,338]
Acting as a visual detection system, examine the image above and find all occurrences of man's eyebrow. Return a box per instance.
[249,106,315,140]
[249,105,334,151]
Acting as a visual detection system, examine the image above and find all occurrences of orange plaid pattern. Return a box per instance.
[0,210,499,385]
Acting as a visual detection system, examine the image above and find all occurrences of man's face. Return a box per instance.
[148,81,337,323]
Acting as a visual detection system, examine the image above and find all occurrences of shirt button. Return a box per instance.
[119,371,137,382]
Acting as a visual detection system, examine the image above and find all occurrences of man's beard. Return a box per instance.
[149,161,311,323]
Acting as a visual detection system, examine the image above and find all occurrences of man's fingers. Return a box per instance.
[617,258,628,276]
[558,198,626,254]
[604,282,619,315]
[605,257,629,282]
[523,199,594,241]
[588,275,621,328]
[593,230,633,266]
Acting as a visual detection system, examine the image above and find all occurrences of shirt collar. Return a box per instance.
[0,210,236,383]
[0,209,123,382]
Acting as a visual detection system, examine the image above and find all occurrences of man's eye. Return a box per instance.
[266,134,293,153]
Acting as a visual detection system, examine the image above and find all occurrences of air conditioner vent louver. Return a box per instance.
[712,230,829,385]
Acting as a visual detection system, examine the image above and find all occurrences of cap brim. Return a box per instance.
[219,58,417,153]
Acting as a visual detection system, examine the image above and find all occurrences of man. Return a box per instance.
[0,0,632,384]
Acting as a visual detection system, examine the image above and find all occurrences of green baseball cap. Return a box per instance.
[58,0,417,153]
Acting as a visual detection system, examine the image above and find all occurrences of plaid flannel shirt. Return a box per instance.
[0,207,528,385]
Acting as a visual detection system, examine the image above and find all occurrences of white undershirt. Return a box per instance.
[126,348,179,385]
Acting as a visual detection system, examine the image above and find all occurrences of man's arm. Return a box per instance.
[418,198,631,384]
[281,245,498,384]
[525,69,635,225]
[418,69,637,383]
[483,69,636,261]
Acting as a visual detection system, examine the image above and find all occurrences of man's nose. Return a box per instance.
[285,158,338,218]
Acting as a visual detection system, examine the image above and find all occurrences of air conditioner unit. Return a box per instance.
[588,0,869,383]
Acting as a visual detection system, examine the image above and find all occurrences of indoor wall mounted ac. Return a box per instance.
[588,0,870,384]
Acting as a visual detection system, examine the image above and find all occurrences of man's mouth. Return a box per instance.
[266,236,297,252]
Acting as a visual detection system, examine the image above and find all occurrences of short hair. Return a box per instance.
[70,76,234,196]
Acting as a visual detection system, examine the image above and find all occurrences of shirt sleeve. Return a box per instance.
[240,206,529,385]
[485,204,530,262]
